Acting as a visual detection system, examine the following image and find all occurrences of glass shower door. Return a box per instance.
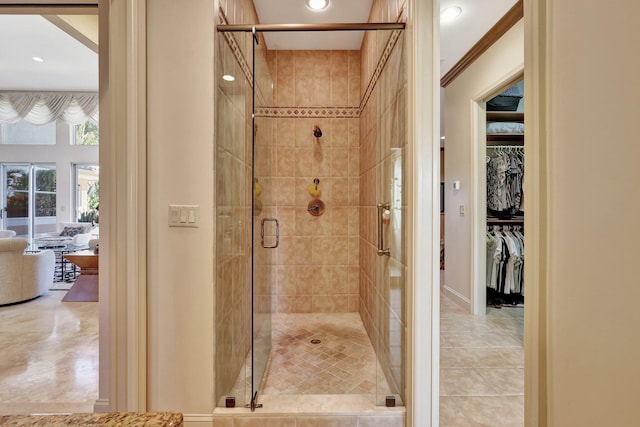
[214,26,274,411]
[250,31,275,409]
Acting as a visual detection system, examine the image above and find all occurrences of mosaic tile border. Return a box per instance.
[218,6,406,119]
[359,28,403,113]
[255,107,360,119]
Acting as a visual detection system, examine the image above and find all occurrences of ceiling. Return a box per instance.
[439,0,518,76]
[252,0,373,50]
[0,15,98,91]
[252,0,519,77]
[0,1,518,91]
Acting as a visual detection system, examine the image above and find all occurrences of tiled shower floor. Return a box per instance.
[262,312,381,395]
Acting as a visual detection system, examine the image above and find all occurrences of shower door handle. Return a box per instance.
[377,203,391,256]
[261,218,279,249]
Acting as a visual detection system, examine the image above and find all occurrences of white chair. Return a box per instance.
[0,230,17,239]
[0,238,55,305]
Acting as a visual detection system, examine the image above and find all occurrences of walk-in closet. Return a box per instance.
[485,81,524,309]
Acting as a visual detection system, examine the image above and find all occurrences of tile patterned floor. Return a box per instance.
[262,313,380,396]
[440,292,524,426]
[0,290,98,415]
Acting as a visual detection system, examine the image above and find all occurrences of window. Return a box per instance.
[35,165,56,218]
[74,118,99,145]
[2,164,56,236]
[4,166,29,221]
[73,164,99,223]
[0,120,56,145]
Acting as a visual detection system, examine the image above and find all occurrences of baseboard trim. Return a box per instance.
[443,285,471,311]
[183,414,214,426]
[93,399,111,413]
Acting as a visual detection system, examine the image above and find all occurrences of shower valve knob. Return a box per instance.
[307,199,325,216]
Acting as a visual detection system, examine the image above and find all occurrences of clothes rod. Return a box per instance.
[217,22,405,32]
[487,144,524,150]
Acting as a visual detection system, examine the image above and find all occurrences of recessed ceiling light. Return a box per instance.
[222,74,235,82]
[32,56,44,63]
[306,0,329,11]
[441,6,462,23]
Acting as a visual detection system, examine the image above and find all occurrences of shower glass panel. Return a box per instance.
[214,26,275,410]
[250,31,275,406]
[215,29,250,408]
[374,29,407,407]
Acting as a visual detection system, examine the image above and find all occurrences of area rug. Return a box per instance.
[62,277,98,302]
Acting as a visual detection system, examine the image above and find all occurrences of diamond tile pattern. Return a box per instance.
[263,313,378,395]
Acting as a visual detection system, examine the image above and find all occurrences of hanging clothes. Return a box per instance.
[487,149,524,218]
[486,225,524,305]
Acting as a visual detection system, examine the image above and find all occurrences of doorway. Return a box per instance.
[0,9,99,415]
[440,5,527,421]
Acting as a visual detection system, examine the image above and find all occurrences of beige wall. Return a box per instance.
[146,0,215,413]
[267,50,361,313]
[533,1,640,425]
[443,20,524,309]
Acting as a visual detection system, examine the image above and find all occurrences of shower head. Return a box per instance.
[313,126,322,138]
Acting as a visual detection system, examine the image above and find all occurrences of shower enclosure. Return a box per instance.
[215,17,407,410]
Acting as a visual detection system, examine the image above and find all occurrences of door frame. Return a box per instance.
[96,0,148,412]
[408,0,441,424]
[470,71,524,317]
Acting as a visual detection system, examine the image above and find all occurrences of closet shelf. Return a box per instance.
[486,111,524,122]
[487,218,524,224]
[487,133,524,142]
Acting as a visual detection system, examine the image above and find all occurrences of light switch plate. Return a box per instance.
[169,205,199,228]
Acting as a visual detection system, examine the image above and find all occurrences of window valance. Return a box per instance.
[0,92,98,125]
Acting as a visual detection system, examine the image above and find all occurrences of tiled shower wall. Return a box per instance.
[266,50,362,313]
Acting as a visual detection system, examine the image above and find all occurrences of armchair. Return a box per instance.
[0,238,55,305]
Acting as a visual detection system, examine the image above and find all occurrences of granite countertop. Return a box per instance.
[0,412,183,426]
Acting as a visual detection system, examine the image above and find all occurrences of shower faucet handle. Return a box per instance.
[307,199,325,216]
